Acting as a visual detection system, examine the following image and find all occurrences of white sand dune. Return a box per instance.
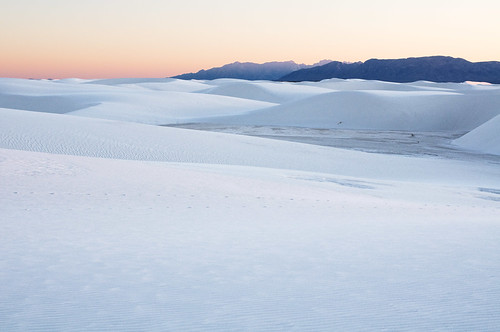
[454,114,500,155]
[1,107,498,186]
[1,77,500,331]
[2,77,500,132]
[199,89,500,131]
[68,91,275,125]
[299,78,435,91]
[0,78,275,124]
[200,80,333,103]
[83,77,211,92]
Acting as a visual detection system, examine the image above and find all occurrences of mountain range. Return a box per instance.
[173,56,500,83]
[173,60,331,81]
[280,56,500,83]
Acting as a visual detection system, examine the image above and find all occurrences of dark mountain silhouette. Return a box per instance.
[279,56,500,83]
[173,60,331,81]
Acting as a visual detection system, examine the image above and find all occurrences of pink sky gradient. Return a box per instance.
[2,0,500,79]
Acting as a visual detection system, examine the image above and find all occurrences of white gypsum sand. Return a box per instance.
[1,77,499,331]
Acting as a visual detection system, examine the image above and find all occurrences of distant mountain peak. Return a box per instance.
[312,59,333,66]
[173,60,332,81]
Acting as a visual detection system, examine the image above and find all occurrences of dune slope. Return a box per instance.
[453,114,500,155]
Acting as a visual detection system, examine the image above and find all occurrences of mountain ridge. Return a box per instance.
[279,56,500,83]
[172,60,331,81]
[173,56,500,83]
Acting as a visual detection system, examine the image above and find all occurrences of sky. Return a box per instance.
[1,0,500,78]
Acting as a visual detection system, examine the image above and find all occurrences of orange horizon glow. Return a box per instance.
[2,0,500,79]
